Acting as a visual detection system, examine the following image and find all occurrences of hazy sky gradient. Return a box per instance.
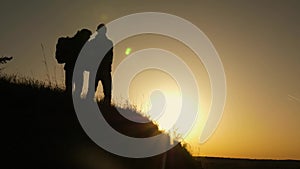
[1,0,299,159]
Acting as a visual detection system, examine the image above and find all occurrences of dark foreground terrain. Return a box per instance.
[196,157,300,169]
[1,75,201,169]
[3,75,299,169]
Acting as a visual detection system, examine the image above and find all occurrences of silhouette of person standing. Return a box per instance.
[94,23,114,105]
[55,23,113,104]
[55,29,92,94]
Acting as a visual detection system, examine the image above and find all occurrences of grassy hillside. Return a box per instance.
[1,74,202,169]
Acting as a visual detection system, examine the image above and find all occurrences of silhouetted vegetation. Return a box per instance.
[2,74,201,169]
[0,56,13,71]
[2,73,300,169]
[0,56,13,64]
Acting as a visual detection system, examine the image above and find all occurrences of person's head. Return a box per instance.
[96,23,107,33]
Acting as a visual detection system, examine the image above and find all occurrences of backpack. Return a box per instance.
[55,29,92,64]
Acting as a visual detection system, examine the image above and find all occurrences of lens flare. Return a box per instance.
[125,47,132,55]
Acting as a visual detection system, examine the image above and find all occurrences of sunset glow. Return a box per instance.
[1,0,299,160]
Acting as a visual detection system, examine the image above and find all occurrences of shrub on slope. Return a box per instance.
[1,75,202,169]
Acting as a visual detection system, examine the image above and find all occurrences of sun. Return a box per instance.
[124,69,185,132]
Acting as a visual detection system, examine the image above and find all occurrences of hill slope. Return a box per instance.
[1,75,202,169]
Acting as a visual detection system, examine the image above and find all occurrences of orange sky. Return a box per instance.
[1,0,299,160]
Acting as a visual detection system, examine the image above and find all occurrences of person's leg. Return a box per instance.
[85,71,96,100]
[65,69,72,94]
[75,71,84,98]
[102,72,112,105]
